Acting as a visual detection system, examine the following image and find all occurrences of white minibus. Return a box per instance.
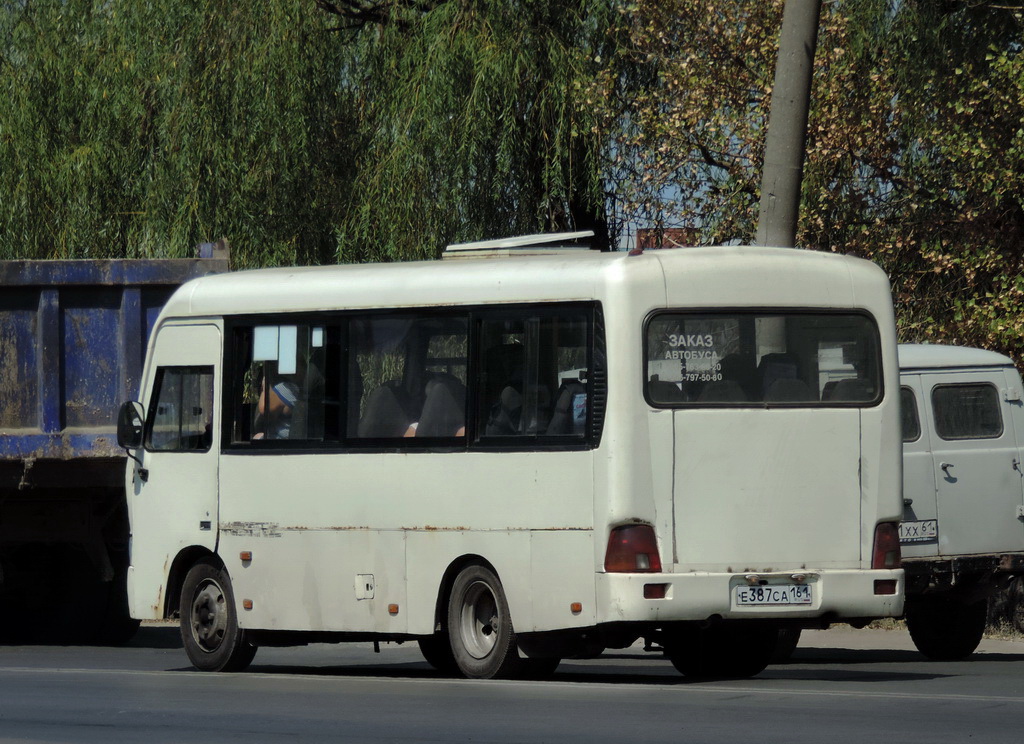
[117,239,904,679]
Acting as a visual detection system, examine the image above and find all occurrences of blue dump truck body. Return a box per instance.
[0,249,229,642]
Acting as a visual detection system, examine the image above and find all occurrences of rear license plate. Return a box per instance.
[899,519,938,544]
[734,584,812,606]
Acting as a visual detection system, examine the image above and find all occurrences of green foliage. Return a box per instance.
[803,1,1024,360]
[597,0,1024,364]
[595,0,781,244]
[4,0,1024,369]
[329,0,616,261]
[0,0,353,266]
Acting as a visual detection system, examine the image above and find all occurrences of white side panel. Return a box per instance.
[528,530,597,630]
[217,450,595,634]
[228,530,407,633]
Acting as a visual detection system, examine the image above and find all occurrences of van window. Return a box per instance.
[146,366,214,452]
[645,312,881,406]
[931,383,1003,440]
[901,387,921,442]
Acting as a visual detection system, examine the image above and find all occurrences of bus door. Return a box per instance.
[128,323,220,619]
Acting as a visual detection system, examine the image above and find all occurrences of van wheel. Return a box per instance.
[665,624,778,679]
[447,564,521,679]
[906,597,986,661]
[180,559,257,672]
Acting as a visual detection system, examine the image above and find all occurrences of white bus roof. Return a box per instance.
[161,245,889,319]
[898,343,1014,371]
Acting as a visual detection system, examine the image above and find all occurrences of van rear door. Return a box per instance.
[923,369,1024,556]
[899,377,940,556]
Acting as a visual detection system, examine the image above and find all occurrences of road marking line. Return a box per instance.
[0,666,1022,705]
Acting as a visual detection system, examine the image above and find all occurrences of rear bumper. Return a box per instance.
[595,568,904,625]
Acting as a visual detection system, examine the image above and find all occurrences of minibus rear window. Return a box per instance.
[644,312,882,407]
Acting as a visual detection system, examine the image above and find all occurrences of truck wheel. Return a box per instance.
[906,597,986,661]
[180,559,257,672]
[665,624,778,679]
[447,564,521,679]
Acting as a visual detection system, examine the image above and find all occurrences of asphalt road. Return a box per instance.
[1,624,1023,743]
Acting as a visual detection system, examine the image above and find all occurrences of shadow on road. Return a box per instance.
[126,625,182,650]
[788,647,1024,665]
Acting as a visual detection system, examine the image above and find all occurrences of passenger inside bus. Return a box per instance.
[253,375,299,440]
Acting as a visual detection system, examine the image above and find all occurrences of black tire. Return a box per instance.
[180,559,257,672]
[418,633,459,674]
[665,624,779,679]
[906,597,986,661]
[446,564,521,679]
[771,628,802,664]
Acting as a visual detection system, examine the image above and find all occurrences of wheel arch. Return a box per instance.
[163,546,220,618]
[429,554,497,634]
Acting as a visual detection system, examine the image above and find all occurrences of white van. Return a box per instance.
[117,240,904,679]
[899,343,1024,659]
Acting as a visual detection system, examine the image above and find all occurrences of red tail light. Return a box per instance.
[605,524,662,573]
[872,522,901,570]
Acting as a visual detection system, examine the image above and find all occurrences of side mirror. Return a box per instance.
[117,401,145,450]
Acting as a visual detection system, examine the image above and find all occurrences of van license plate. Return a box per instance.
[899,519,938,544]
[734,584,812,606]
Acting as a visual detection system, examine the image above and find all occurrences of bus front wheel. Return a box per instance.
[180,559,257,673]
[447,564,521,679]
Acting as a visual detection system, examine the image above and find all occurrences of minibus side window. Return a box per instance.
[931,383,1003,440]
[146,366,214,452]
[477,310,591,439]
[349,314,469,440]
[901,386,921,442]
[228,324,337,444]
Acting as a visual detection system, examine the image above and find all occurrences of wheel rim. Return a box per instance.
[458,580,500,660]
[190,578,228,653]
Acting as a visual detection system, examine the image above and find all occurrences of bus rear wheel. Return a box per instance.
[665,624,778,679]
[180,559,257,672]
[447,564,521,679]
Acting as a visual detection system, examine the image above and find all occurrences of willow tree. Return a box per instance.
[316,0,617,260]
[0,0,353,266]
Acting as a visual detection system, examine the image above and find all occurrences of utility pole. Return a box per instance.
[756,0,822,248]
